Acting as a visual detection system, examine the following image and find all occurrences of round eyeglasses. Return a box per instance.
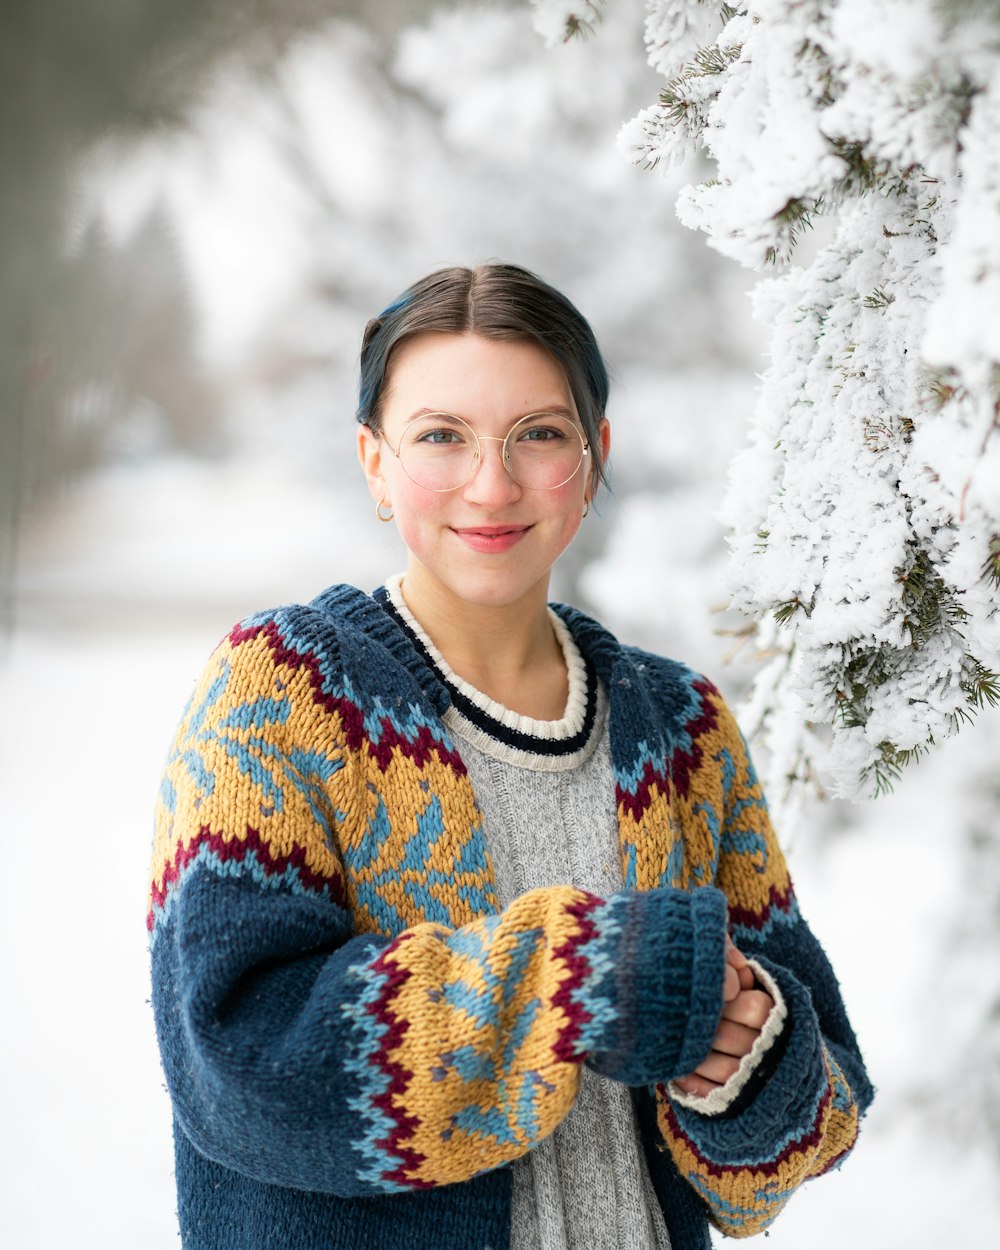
[382,412,590,493]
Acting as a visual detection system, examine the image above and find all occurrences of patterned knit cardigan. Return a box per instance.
[149,584,873,1250]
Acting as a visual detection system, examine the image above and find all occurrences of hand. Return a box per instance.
[673,939,774,1098]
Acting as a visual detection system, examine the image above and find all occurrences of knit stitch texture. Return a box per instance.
[149,584,873,1249]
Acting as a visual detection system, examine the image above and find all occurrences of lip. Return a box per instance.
[451,524,531,553]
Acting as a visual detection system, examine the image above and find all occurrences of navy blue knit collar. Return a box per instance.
[372,584,601,761]
[307,582,625,719]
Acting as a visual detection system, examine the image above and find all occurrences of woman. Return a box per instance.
[149,263,872,1250]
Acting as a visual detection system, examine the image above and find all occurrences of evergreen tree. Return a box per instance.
[534,0,1000,817]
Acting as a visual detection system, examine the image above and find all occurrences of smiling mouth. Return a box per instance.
[450,524,532,551]
[453,525,530,536]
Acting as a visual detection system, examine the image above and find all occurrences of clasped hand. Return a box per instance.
[672,939,774,1098]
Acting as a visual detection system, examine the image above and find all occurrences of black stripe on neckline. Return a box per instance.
[373,589,599,759]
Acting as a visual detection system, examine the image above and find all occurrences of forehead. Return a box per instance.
[382,332,575,424]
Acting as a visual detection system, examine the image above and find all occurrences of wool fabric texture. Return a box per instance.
[149,583,873,1250]
[383,576,670,1249]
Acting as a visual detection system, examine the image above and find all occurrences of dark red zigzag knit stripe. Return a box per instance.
[229,618,467,774]
[616,678,720,821]
[551,894,603,1063]
[660,1082,833,1179]
[362,901,606,1186]
[365,934,433,1189]
[616,759,670,824]
[670,678,722,801]
[728,881,796,933]
[147,823,345,931]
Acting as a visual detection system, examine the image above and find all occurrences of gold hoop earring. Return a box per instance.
[376,500,394,523]
[582,499,590,519]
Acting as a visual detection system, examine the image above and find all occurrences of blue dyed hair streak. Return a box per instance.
[357,263,610,490]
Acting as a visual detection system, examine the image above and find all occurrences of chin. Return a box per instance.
[452,574,547,610]
[412,559,549,613]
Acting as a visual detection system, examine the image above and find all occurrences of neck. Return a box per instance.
[399,566,567,717]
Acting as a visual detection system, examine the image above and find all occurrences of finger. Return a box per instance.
[726,940,749,970]
[723,963,741,1003]
[711,1016,761,1059]
[673,1072,723,1098]
[693,1049,741,1085]
[721,989,775,1031]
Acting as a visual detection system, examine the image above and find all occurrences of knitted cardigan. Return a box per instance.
[149,584,873,1250]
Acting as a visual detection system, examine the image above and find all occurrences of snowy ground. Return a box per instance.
[11,1,1000,1243]
[3,455,999,1249]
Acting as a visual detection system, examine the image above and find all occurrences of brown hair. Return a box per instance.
[357,263,610,488]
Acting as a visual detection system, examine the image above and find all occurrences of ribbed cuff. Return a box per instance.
[587,885,728,1086]
[665,954,836,1165]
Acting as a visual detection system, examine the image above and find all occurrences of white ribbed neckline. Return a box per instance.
[383,573,593,742]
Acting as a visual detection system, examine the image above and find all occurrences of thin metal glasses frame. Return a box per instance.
[380,411,590,493]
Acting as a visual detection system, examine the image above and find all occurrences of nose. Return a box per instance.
[462,434,522,505]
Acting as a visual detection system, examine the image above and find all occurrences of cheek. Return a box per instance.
[553,478,587,521]
[390,480,446,547]
[545,482,587,547]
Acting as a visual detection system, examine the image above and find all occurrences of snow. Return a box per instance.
[530,0,606,47]
[759,755,1000,1249]
[80,126,311,370]
[6,1,1000,1244]
[616,0,1000,803]
[0,630,191,1248]
[2,451,403,1249]
[923,63,1000,377]
[643,0,723,80]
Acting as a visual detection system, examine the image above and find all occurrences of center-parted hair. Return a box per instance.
[357,263,611,489]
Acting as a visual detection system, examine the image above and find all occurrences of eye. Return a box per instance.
[405,415,475,448]
[516,417,571,442]
[416,428,464,445]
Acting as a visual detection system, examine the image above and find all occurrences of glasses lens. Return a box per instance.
[505,413,585,489]
[397,414,478,491]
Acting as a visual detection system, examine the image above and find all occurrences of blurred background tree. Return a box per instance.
[0,0,442,628]
[7,0,754,638]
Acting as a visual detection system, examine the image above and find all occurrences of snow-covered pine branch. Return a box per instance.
[531,1,607,45]
[533,0,1000,818]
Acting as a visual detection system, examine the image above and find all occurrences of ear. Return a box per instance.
[588,417,611,498]
[597,416,611,467]
[357,424,389,506]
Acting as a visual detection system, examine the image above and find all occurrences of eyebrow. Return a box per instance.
[403,405,580,425]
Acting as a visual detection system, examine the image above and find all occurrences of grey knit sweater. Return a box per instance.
[386,578,671,1250]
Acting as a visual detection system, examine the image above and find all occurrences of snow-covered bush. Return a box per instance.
[533,0,1000,818]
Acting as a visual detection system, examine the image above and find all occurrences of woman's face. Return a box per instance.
[358,331,609,614]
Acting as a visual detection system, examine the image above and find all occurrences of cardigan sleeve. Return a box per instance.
[149,613,731,1198]
[652,684,875,1238]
